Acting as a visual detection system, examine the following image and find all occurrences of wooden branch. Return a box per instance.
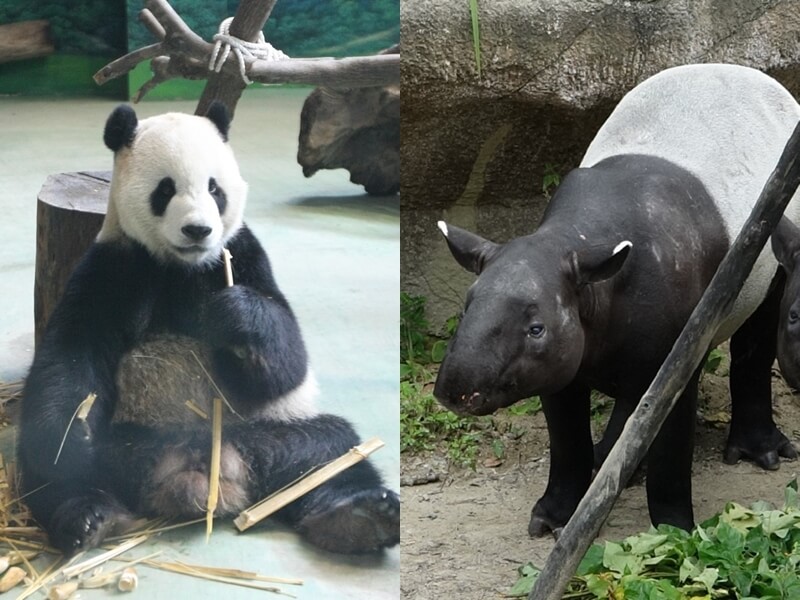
[196,0,278,117]
[92,0,400,103]
[0,20,54,64]
[531,119,800,599]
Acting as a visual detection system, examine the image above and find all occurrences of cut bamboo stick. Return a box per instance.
[234,437,384,531]
[205,397,223,541]
[205,248,234,540]
[222,248,234,286]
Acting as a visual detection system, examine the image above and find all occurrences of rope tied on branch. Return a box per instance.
[209,16,289,85]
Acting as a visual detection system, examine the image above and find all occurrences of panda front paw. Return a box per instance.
[48,493,131,556]
[205,285,268,347]
[297,488,400,554]
[204,286,308,404]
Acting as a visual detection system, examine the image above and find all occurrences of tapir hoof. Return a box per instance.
[528,516,564,538]
[528,503,568,538]
[723,439,797,470]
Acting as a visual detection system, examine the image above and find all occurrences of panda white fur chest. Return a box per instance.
[18,103,399,556]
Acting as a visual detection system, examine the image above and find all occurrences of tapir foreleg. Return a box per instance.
[645,365,701,531]
[529,382,593,537]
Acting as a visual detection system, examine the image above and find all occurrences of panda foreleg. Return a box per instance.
[203,285,309,411]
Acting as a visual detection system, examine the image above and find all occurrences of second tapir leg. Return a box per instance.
[645,366,701,531]
[727,271,797,469]
[529,382,593,537]
[593,398,633,469]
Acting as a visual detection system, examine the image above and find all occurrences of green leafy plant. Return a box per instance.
[704,347,727,375]
[507,397,542,416]
[400,294,483,467]
[542,163,562,198]
[509,480,800,598]
[400,377,487,467]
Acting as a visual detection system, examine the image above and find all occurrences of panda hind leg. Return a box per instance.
[294,470,400,554]
[239,415,400,554]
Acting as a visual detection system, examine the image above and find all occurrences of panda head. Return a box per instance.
[99,102,248,267]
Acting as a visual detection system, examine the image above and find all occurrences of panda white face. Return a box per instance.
[100,105,248,267]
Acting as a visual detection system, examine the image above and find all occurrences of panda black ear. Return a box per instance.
[205,101,230,142]
[104,105,138,152]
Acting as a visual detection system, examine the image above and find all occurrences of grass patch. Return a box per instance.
[400,292,542,468]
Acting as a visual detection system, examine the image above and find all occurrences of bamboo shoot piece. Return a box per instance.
[234,437,384,531]
[206,248,233,539]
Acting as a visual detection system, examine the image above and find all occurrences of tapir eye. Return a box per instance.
[527,324,545,338]
[790,310,799,324]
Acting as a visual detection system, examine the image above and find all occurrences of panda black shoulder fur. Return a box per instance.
[18,103,400,555]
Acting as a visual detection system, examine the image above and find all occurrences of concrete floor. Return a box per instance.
[0,88,399,598]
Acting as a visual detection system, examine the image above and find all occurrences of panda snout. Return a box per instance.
[182,224,213,241]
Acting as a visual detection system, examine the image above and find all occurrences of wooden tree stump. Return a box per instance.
[35,172,109,345]
[0,20,54,64]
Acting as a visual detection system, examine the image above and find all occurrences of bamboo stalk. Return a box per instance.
[206,397,223,541]
[234,437,384,531]
[206,248,234,540]
[222,248,234,286]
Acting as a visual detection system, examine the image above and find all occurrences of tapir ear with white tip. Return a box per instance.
[771,218,800,272]
[438,221,500,275]
[568,240,632,286]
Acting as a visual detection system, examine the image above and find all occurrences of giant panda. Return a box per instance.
[18,102,400,556]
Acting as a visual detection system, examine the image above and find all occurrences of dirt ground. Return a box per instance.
[400,367,800,599]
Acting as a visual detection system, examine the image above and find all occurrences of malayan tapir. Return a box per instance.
[434,64,800,536]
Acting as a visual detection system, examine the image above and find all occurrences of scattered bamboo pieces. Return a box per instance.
[235,437,385,532]
[144,559,297,596]
[0,550,39,573]
[60,535,148,579]
[53,393,97,465]
[0,566,26,592]
[117,567,138,592]
[184,400,209,420]
[46,580,77,600]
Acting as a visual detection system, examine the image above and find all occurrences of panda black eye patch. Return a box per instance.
[150,177,176,216]
[209,177,227,214]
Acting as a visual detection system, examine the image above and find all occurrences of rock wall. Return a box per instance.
[401,0,800,327]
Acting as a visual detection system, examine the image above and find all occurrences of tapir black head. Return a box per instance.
[772,218,800,389]
[434,221,631,415]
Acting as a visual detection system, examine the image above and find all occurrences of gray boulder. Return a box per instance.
[401,0,800,327]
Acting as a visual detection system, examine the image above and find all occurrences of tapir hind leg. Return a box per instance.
[726,271,797,469]
[646,366,701,531]
[529,382,593,537]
